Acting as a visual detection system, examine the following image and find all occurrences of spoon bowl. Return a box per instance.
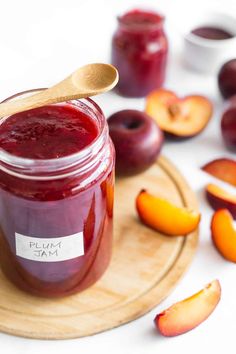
[71,63,119,94]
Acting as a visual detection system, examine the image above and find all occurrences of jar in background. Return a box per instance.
[112,9,168,97]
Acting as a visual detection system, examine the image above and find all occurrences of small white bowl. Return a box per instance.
[182,12,236,74]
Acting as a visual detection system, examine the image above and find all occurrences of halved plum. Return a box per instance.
[145,89,213,138]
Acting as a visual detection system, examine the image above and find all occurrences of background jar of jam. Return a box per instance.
[111,9,168,97]
[0,89,115,297]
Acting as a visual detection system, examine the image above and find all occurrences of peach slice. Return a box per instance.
[211,209,236,262]
[136,190,200,236]
[154,280,221,337]
[202,158,236,187]
[206,183,236,219]
[145,89,213,138]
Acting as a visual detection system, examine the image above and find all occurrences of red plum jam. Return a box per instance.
[0,90,115,297]
[112,9,168,97]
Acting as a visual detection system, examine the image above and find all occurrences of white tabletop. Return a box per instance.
[1,0,236,353]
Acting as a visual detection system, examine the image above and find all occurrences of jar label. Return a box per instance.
[15,232,84,262]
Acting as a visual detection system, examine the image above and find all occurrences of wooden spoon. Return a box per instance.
[0,63,119,119]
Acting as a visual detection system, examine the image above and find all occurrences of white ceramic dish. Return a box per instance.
[182,11,236,74]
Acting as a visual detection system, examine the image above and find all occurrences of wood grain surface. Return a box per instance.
[0,156,198,339]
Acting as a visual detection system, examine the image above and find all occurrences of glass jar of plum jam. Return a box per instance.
[0,89,115,297]
[112,9,168,97]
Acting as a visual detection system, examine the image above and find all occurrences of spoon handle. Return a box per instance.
[0,78,74,119]
[0,90,49,118]
[0,78,96,119]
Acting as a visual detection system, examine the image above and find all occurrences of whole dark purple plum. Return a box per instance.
[108,109,163,176]
[221,104,236,152]
[218,59,236,99]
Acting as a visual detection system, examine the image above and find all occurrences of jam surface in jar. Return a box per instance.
[112,9,168,97]
[0,105,99,158]
[0,100,114,297]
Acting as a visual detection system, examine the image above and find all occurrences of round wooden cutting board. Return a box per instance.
[0,156,198,339]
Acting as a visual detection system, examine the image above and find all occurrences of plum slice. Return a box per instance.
[154,280,221,337]
[211,209,236,262]
[202,158,236,187]
[206,183,236,219]
[136,190,200,236]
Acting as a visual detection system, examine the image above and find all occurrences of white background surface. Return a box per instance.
[1,0,236,353]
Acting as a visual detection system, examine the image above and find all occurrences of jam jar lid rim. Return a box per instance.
[0,89,107,170]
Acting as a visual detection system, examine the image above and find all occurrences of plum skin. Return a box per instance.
[108,109,164,176]
[218,59,236,99]
[221,106,236,152]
